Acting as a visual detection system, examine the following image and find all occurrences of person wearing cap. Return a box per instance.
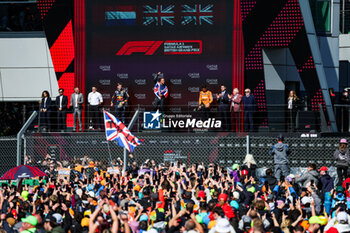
[229,164,240,182]
[1,213,15,233]
[209,217,235,233]
[318,166,334,215]
[216,193,234,220]
[85,161,96,179]
[270,134,291,181]
[80,217,89,232]
[43,214,64,233]
[20,215,37,233]
[307,216,323,233]
[319,166,334,195]
[334,139,350,185]
[325,211,350,233]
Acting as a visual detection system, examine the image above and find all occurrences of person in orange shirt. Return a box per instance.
[199,85,213,121]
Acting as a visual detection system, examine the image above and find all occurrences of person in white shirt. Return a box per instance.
[88,87,103,129]
[70,87,84,131]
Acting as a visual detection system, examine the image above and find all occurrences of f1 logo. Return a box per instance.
[116,41,163,55]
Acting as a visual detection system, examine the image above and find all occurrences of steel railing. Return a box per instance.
[25,103,330,133]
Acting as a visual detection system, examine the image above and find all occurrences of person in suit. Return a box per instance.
[55,88,68,131]
[242,88,256,132]
[286,90,299,132]
[216,84,231,131]
[40,90,52,131]
[229,88,242,132]
[70,87,84,132]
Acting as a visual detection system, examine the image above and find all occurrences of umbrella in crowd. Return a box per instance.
[0,165,47,180]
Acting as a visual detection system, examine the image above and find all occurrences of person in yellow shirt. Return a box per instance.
[199,85,213,121]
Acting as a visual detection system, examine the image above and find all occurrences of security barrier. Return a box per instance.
[0,137,18,175]
[21,133,338,170]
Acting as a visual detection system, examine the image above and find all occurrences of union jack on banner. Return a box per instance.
[104,110,141,152]
[143,5,175,26]
[181,4,214,25]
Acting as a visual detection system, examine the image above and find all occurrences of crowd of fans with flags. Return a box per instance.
[1,137,350,233]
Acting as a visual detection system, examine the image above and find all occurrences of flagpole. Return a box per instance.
[104,108,141,174]
[103,108,114,169]
[107,140,114,169]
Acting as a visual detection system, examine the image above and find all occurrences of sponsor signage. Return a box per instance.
[164,149,187,162]
[134,79,146,85]
[188,87,200,93]
[134,94,146,99]
[170,79,182,85]
[117,73,128,79]
[116,40,202,55]
[46,145,61,160]
[107,167,120,175]
[99,65,111,71]
[143,110,221,130]
[99,80,111,85]
[57,168,70,181]
[206,64,218,70]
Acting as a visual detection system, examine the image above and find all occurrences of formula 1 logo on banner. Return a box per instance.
[143,110,161,129]
[116,40,202,55]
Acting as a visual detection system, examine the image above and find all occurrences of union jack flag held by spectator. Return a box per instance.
[143,5,175,26]
[104,110,141,152]
[181,4,214,25]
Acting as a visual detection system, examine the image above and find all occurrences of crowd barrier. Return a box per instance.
[23,133,337,169]
[0,133,340,177]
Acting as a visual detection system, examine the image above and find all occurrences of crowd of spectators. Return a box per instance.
[1,145,350,233]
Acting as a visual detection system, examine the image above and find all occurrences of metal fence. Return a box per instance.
[32,104,325,133]
[0,137,18,175]
[0,133,341,177]
[21,133,338,169]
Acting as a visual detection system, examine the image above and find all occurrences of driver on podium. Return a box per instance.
[111,83,129,123]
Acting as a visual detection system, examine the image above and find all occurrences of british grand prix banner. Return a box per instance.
[86,0,235,113]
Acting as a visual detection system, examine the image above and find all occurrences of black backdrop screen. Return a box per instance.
[86,0,235,112]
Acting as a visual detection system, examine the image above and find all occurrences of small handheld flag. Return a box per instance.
[103,110,141,152]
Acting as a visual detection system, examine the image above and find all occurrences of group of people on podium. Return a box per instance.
[197,85,256,132]
[38,71,312,132]
[39,84,129,132]
[40,87,84,132]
